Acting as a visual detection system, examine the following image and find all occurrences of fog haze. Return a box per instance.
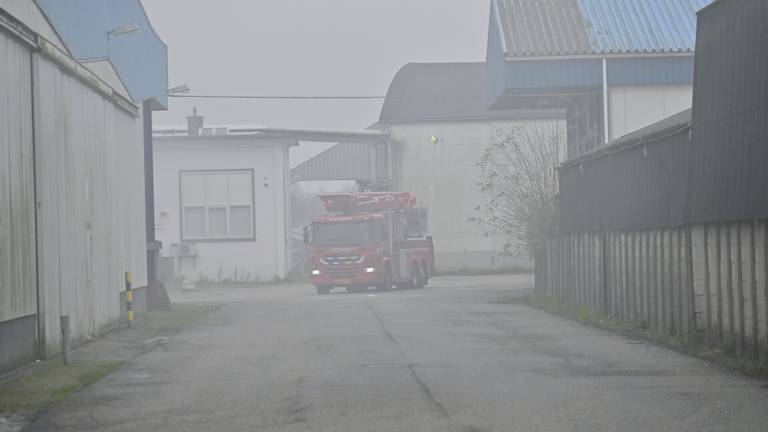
[143,0,491,131]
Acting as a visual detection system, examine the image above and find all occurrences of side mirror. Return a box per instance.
[302,226,310,245]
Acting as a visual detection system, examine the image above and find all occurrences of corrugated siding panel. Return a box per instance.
[0,31,37,324]
[0,32,37,322]
[560,128,689,232]
[291,142,388,182]
[34,54,147,354]
[689,0,768,223]
[498,0,591,57]
[577,0,710,54]
[497,0,712,56]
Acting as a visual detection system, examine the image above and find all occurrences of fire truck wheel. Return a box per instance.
[416,265,426,289]
[421,262,430,287]
[400,267,419,289]
[316,286,331,295]
[376,268,392,291]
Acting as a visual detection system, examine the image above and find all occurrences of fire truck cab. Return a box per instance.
[304,193,434,295]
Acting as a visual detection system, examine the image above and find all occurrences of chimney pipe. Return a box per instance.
[186,107,204,136]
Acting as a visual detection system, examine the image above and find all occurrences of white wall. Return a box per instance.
[154,137,291,283]
[388,118,563,271]
[0,28,36,325]
[34,53,147,354]
[610,85,692,139]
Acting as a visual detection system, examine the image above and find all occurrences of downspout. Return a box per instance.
[30,52,46,359]
[602,57,610,145]
[144,99,169,309]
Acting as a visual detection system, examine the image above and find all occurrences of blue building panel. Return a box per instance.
[37,0,168,109]
[608,56,695,85]
[505,59,602,91]
[576,0,711,54]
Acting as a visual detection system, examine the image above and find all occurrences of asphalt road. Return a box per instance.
[28,275,768,431]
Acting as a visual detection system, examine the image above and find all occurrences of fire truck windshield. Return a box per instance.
[312,221,371,247]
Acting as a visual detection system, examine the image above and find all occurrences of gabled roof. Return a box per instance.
[495,0,713,57]
[378,62,562,124]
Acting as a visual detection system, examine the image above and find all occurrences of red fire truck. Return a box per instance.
[304,192,434,295]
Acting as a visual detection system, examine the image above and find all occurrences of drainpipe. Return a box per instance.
[144,100,170,309]
[602,57,610,145]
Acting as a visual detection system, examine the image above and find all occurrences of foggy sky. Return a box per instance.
[143,0,490,132]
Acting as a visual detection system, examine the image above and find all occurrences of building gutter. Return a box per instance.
[505,52,694,62]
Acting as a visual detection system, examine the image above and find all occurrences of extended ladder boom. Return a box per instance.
[319,192,416,214]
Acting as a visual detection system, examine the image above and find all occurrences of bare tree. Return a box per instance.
[471,123,564,256]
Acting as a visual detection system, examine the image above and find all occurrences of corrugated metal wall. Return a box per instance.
[33,53,147,354]
[537,221,768,361]
[291,141,389,182]
[560,127,689,233]
[0,25,36,324]
[0,27,38,372]
[688,0,768,223]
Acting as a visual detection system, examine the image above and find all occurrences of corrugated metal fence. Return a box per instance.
[536,221,768,360]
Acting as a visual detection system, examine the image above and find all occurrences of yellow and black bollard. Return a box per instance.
[125,272,134,328]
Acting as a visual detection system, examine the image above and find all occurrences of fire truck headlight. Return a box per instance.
[311,269,321,276]
[364,267,376,273]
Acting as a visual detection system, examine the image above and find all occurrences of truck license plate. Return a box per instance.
[336,278,352,284]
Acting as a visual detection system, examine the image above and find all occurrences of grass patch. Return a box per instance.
[0,360,121,418]
[510,294,768,379]
[0,303,217,426]
[435,265,533,277]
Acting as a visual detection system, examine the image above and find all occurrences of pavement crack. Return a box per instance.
[365,301,397,345]
[365,301,451,419]
[405,363,451,418]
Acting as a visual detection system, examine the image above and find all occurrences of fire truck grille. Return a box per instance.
[321,255,363,265]
[324,265,359,279]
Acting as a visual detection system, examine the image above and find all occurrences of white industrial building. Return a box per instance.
[153,114,295,284]
[374,62,563,271]
[0,0,167,374]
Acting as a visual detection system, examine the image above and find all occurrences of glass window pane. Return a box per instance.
[183,207,205,239]
[230,206,252,237]
[228,173,252,204]
[208,207,228,238]
[205,174,228,205]
[181,174,205,206]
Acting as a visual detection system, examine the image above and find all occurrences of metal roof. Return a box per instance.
[562,108,691,166]
[291,141,389,182]
[378,62,563,124]
[496,0,713,57]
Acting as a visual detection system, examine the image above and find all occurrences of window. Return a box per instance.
[180,170,254,240]
[311,221,372,247]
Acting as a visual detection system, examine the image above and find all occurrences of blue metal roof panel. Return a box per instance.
[577,0,712,54]
[496,0,714,57]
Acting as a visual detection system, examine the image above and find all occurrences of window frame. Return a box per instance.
[179,169,256,242]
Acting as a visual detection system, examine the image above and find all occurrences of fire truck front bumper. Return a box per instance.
[311,266,380,287]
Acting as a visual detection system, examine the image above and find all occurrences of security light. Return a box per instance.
[108,23,139,36]
[168,85,191,95]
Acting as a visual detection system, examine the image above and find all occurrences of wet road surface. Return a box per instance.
[28,275,768,431]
